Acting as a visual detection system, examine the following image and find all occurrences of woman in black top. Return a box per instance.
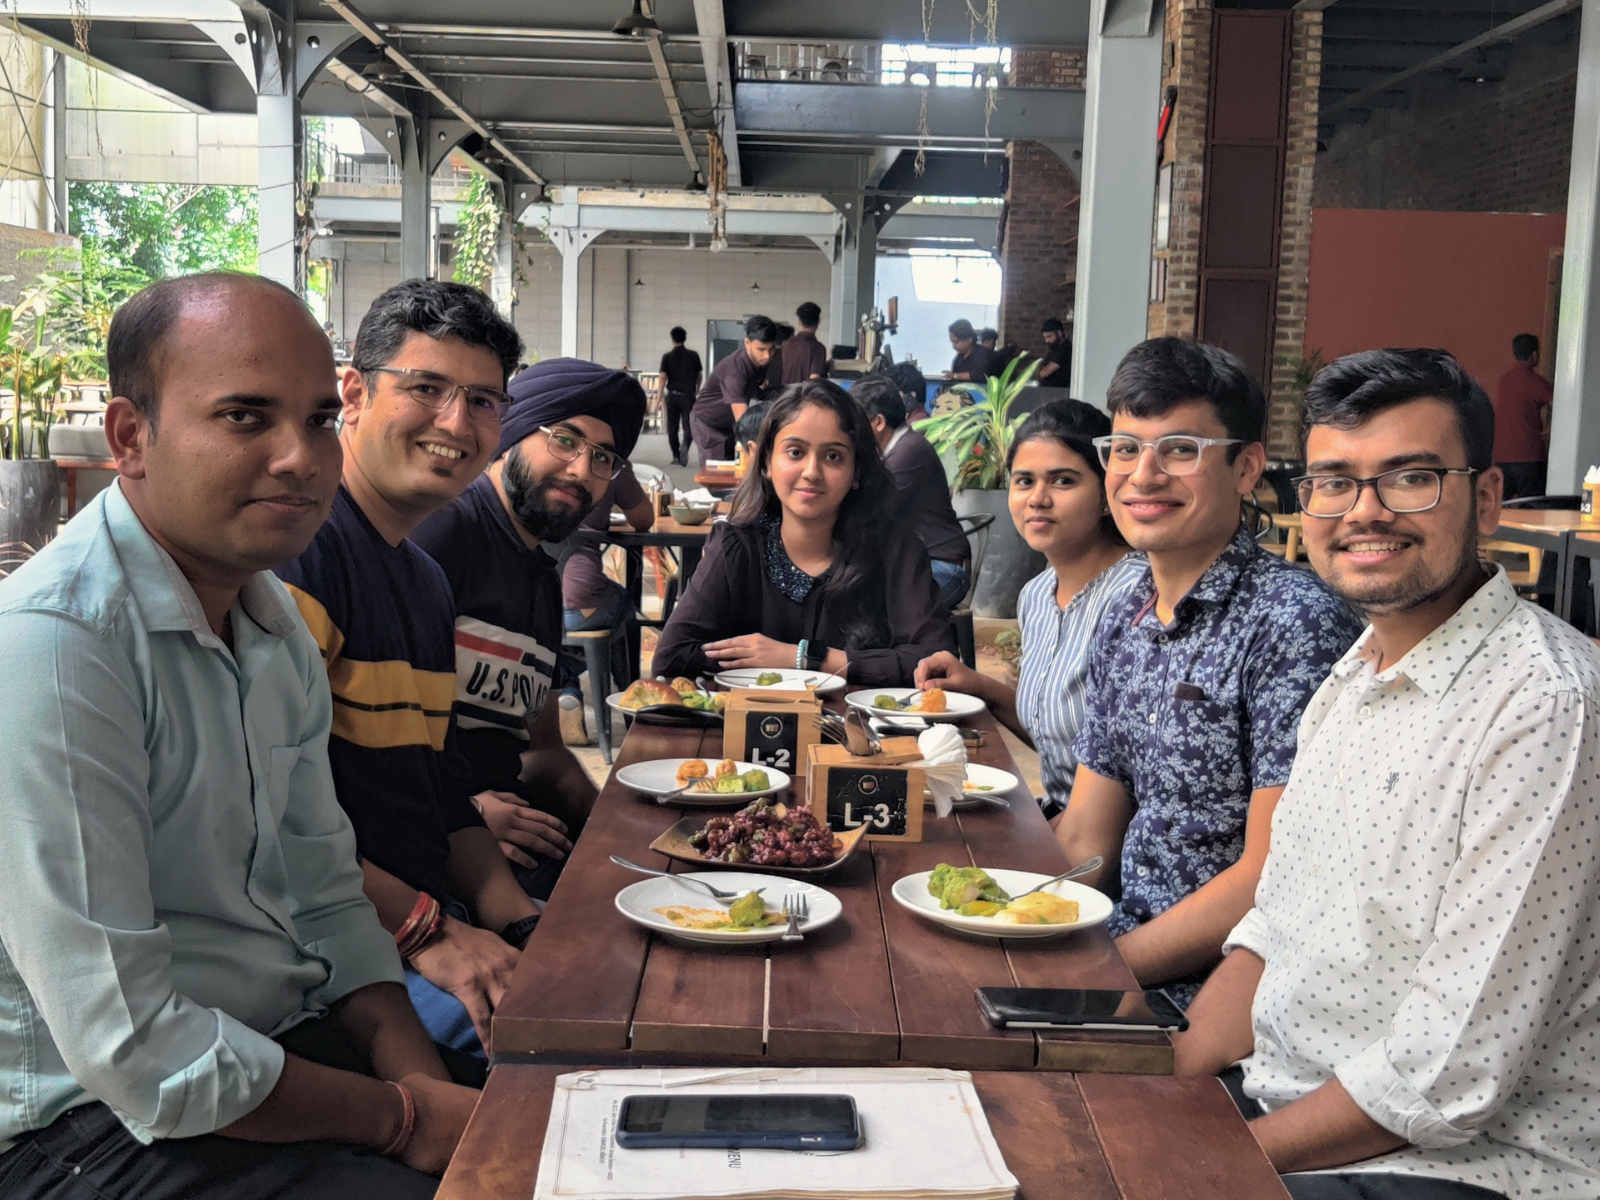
[652,381,957,685]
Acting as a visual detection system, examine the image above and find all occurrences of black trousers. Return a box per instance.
[0,1018,483,1200]
[689,405,734,466]
[664,391,694,459]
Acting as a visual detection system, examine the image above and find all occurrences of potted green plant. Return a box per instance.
[0,281,68,572]
[915,356,1046,618]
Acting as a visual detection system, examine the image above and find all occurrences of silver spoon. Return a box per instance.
[1013,855,1105,899]
[842,707,882,756]
[610,855,766,903]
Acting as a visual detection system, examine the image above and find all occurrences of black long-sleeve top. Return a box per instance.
[652,518,957,686]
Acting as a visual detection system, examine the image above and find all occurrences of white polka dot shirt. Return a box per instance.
[1228,566,1600,1197]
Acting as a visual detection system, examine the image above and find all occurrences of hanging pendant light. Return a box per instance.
[613,0,663,38]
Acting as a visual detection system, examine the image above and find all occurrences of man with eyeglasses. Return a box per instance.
[412,359,646,899]
[277,280,539,1060]
[1176,349,1600,1200]
[1056,338,1361,1007]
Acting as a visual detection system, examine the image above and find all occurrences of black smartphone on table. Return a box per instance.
[975,987,1189,1032]
[614,1094,862,1151]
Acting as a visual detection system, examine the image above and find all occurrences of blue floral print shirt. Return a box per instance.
[1074,524,1363,1004]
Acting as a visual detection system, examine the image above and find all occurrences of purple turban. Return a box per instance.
[495,357,647,461]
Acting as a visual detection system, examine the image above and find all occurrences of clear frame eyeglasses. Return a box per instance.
[1092,434,1244,476]
[1293,467,1478,518]
[368,366,512,423]
[539,425,627,481]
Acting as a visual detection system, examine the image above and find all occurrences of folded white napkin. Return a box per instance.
[672,487,718,506]
[911,725,968,818]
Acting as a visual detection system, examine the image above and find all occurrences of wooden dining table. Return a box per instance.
[492,699,1165,1076]
[1494,509,1597,623]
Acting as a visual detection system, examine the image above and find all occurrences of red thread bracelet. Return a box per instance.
[381,1080,416,1158]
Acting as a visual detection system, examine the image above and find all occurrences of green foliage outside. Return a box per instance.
[70,182,258,280]
[452,173,502,293]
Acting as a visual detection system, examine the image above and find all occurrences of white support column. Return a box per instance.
[1071,0,1164,406]
[257,90,298,288]
[400,114,430,281]
[1549,0,1600,492]
[547,223,601,359]
[828,200,869,350]
[43,48,66,235]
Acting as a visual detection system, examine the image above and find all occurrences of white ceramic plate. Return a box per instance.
[614,872,841,946]
[713,668,846,697]
[891,868,1112,940]
[845,687,985,723]
[607,690,718,716]
[615,758,791,804]
[927,763,1022,810]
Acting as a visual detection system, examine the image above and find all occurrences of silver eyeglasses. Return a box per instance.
[539,425,626,481]
[368,366,513,423]
[1092,434,1243,476]
[1293,467,1477,517]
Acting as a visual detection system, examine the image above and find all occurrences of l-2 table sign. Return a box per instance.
[722,689,823,775]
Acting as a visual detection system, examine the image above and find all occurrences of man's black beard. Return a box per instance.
[501,444,597,542]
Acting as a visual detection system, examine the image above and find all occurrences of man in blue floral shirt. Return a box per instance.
[1058,338,1362,1006]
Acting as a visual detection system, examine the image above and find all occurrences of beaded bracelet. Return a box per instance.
[394,893,443,961]
[796,639,808,670]
[381,1081,416,1158]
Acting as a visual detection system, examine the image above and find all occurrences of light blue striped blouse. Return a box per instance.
[1014,553,1147,806]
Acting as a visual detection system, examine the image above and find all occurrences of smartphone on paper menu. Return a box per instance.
[974,987,1189,1032]
[614,1094,863,1152]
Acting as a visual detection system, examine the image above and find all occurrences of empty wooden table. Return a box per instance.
[1494,510,1593,621]
[492,700,1165,1076]
[436,1065,1290,1200]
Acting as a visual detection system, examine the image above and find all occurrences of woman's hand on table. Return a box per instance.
[703,633,796,669]
[473,789,572,866]
[406,916,520,1048]
[914,651,986,695]
[397,1072,481,1175]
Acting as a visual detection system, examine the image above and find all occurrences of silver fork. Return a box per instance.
[780,891,809,942]
[610,856,764,904]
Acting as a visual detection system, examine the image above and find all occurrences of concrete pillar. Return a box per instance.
[547,223,601,359]
[828,201,874,353]
[43,49,66,235]
[1549,0,1600,492]
[257,88,298,288]
[1071,0,1164,406]
[400,112,430,281]
[490,197,516,321]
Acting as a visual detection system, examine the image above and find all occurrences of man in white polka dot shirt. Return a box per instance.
[1176,348,1600,1200]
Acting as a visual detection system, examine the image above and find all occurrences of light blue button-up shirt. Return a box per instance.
[0,484,402,1153]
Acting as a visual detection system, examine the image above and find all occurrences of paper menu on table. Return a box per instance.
[530,1067,1019,1200]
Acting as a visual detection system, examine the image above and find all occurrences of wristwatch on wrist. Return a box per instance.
[804,642,829,672]
[501,914,541,950]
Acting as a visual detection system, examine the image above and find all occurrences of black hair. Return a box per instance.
[730,380,898,650]
[1105,337,1265,451]
[670,325,687,344]
[850,374,907,431]
[979,328,998,345]
[1512,333,1539,362]
[1006,399,1124,544]
[745,314,778,344]
[795,301,822,329]
[735,400,770,447]
[883,362,928,413]
[352,278,523,386]
[774,323,794,344]
[949,319,976,342]
[1041,318,1065,335]
[1301,348,1495,473]
[108,271,305,423]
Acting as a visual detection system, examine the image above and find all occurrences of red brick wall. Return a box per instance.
[1148,0,1211,341]
[997,48,1083,362]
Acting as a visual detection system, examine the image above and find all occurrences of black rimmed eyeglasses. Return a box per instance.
[1293,467,1478,517]
[367,366,513,423]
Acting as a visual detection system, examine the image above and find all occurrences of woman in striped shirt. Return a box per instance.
[915,400,1144,814]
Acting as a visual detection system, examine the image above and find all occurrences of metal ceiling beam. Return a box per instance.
[639,1,702,179]
[723,0,1091,45]
[319,0,546,185]
[736,82,1084,143]
[376,23,682,46]
[1323,0,1581,118]
[692,0,741,188]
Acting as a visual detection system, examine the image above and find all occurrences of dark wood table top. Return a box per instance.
[437,1064,1289,1200]
[492,701,1164,1074]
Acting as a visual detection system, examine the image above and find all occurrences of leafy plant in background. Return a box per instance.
[913,355,1041,491]
[0,280,69,461]
[70,182,258,280]
[452,174,503,293]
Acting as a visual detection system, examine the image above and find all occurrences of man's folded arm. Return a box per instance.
[0,612,285,1140]
[1335,690,1600,1148]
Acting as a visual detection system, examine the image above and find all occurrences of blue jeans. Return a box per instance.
[930,558,971,611]
[561,578,630,696]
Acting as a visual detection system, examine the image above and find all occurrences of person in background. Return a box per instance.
[692,314,776,466]
[782,300,829,385]
[653,380,957,685]
[852,374,971,610]
[0,273,476,1199]
[413,360,647,899]
[1037,318,1072,385]
[1177,348,1600,1200]
[916,401,1143,816]
[946,319,1001,383]
[736,399,771,463]
[764,323,794,395]
[1492,332,1553,500]
[659,326,702,468]
[276,280,539,1059]
[1055,338,1362,1006]
[980,327,1018,374]
[885,360,931,423]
